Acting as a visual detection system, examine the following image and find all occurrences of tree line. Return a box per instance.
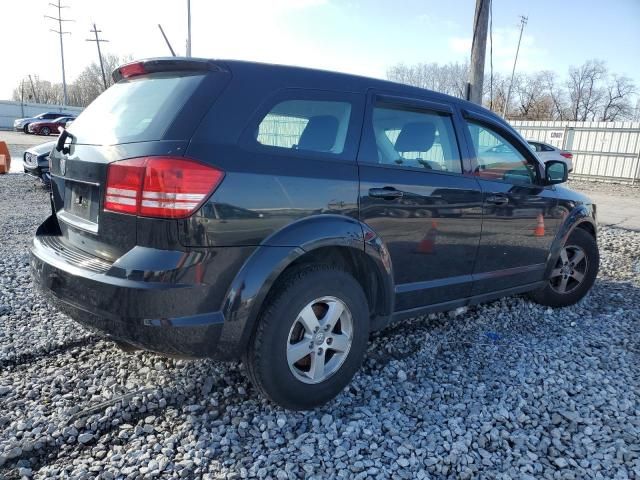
[387,59,639,122]
[12,54,131,108]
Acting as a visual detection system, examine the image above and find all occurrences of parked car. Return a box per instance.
[31,58,599,410]
[28,116,76,136]
[13,112,64,134]
[528,140,574,172]
[23,141,54,185]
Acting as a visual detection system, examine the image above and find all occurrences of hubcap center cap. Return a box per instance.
[313,332,326,345]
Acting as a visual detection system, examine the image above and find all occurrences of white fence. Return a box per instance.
[0,100,83,130]
[511,120,640,184]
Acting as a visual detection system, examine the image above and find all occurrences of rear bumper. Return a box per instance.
[30,216,252,359]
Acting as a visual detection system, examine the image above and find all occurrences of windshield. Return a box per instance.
[68,72,205,145]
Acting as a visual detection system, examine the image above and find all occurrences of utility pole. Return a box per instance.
[28,75,40,104]
[503,15,528,118]
[186,0,192,57]
[467,0,491,105]
[45,0,73,106]
[86,23,109,90]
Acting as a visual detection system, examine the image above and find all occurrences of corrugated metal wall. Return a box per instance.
[0,100,83,130]
[511,120,640,183]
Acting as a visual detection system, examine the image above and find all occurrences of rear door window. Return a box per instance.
[68,72,206,145]
[370,104,463,174]
[255,99,352,155]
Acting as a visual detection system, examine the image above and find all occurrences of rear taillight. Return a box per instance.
[560,152,573,159]
[104,157,224,219]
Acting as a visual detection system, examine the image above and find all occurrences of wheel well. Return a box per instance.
[575,221,596,238]
[282,246,389,324]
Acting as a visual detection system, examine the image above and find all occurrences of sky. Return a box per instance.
[1,0,639,101]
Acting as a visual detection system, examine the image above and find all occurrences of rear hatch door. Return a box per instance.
[48,59,230,262]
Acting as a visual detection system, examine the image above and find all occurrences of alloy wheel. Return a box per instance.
[286,296,353,384]
[549,245,588,294]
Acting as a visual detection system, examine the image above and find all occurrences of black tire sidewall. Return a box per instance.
[251,266,369,409]
[533,228,599,307]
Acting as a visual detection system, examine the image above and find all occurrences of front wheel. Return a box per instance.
[23,124,30,134]
[40,126,51,136]
[529,228,599,308]
[243,264,370,410]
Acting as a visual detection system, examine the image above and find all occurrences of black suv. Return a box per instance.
[32,58,599,410]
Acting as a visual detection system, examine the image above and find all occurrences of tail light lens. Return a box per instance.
[560,152,573,159]
[104,157,224,219]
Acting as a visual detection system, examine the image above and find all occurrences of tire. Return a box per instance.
[243,264,370,410]
[23,124,30,134]
[40,126,50,136]
[529,228,599,308]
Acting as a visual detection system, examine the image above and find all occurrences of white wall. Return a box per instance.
[512,120,640,183]
[0,100,83,130]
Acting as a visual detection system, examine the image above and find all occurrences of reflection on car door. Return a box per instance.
[461,113,561,294]
[358,94,483,312]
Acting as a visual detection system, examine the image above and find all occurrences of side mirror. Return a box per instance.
[544,160,568,185]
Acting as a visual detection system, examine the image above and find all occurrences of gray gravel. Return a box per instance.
[1,173,639,479]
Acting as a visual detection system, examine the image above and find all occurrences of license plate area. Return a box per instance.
[63,180,100,224]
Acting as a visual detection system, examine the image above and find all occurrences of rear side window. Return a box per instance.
[370,105,462,173]
[68,72,205,145]
[255,99,352,154]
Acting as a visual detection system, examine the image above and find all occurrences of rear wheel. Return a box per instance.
[243,264,369,410]
[529,228,599,307]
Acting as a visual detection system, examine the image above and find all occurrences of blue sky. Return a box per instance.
[1,0,639,100]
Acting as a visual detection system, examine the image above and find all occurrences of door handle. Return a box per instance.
[369,187,404,200]
[486,194,509,205]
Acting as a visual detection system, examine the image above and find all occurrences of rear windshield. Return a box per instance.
[68,72,205,145]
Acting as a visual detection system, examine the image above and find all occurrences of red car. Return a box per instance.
[28,116,76,136]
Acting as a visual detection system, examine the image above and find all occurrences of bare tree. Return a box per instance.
[387,62,469,98]
[11,54,132,107]
[566,60,607,121]
[600,75,636,121]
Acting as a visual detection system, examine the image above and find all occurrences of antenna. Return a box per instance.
[158,24,176,57]
[45,0,73,106]
[86,23,110,90]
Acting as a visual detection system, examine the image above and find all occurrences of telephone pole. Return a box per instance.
[467,0,491,105]
[45,0,73,106]
[503,15,528,118]
[186,0,192,57]
[86,23,109,90]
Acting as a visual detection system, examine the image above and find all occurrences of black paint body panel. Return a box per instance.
[31,58,598,359]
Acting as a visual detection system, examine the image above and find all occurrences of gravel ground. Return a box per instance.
[568,178,640,199]
[1,173,639,479]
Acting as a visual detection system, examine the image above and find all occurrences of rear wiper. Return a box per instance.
[56,126,74,154]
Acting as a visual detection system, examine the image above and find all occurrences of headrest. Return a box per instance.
[298,115,339,152]
[394,121,436,152]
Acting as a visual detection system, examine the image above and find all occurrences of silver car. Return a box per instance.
[527,140,574,172]
[13,112,64,134]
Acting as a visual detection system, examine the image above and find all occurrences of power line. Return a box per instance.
[45,0,73,106]
[503,15,528,118]
[86,23,109,90]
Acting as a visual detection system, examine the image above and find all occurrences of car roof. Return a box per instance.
[124,57,513,131]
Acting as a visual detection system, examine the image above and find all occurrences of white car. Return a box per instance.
[527,140,574,172]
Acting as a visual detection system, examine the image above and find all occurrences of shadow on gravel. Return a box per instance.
[1,278,638,478]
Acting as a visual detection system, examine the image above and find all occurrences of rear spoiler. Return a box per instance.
[112,57,226,82]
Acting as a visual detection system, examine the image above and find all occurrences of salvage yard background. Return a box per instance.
[0,168,639,478]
